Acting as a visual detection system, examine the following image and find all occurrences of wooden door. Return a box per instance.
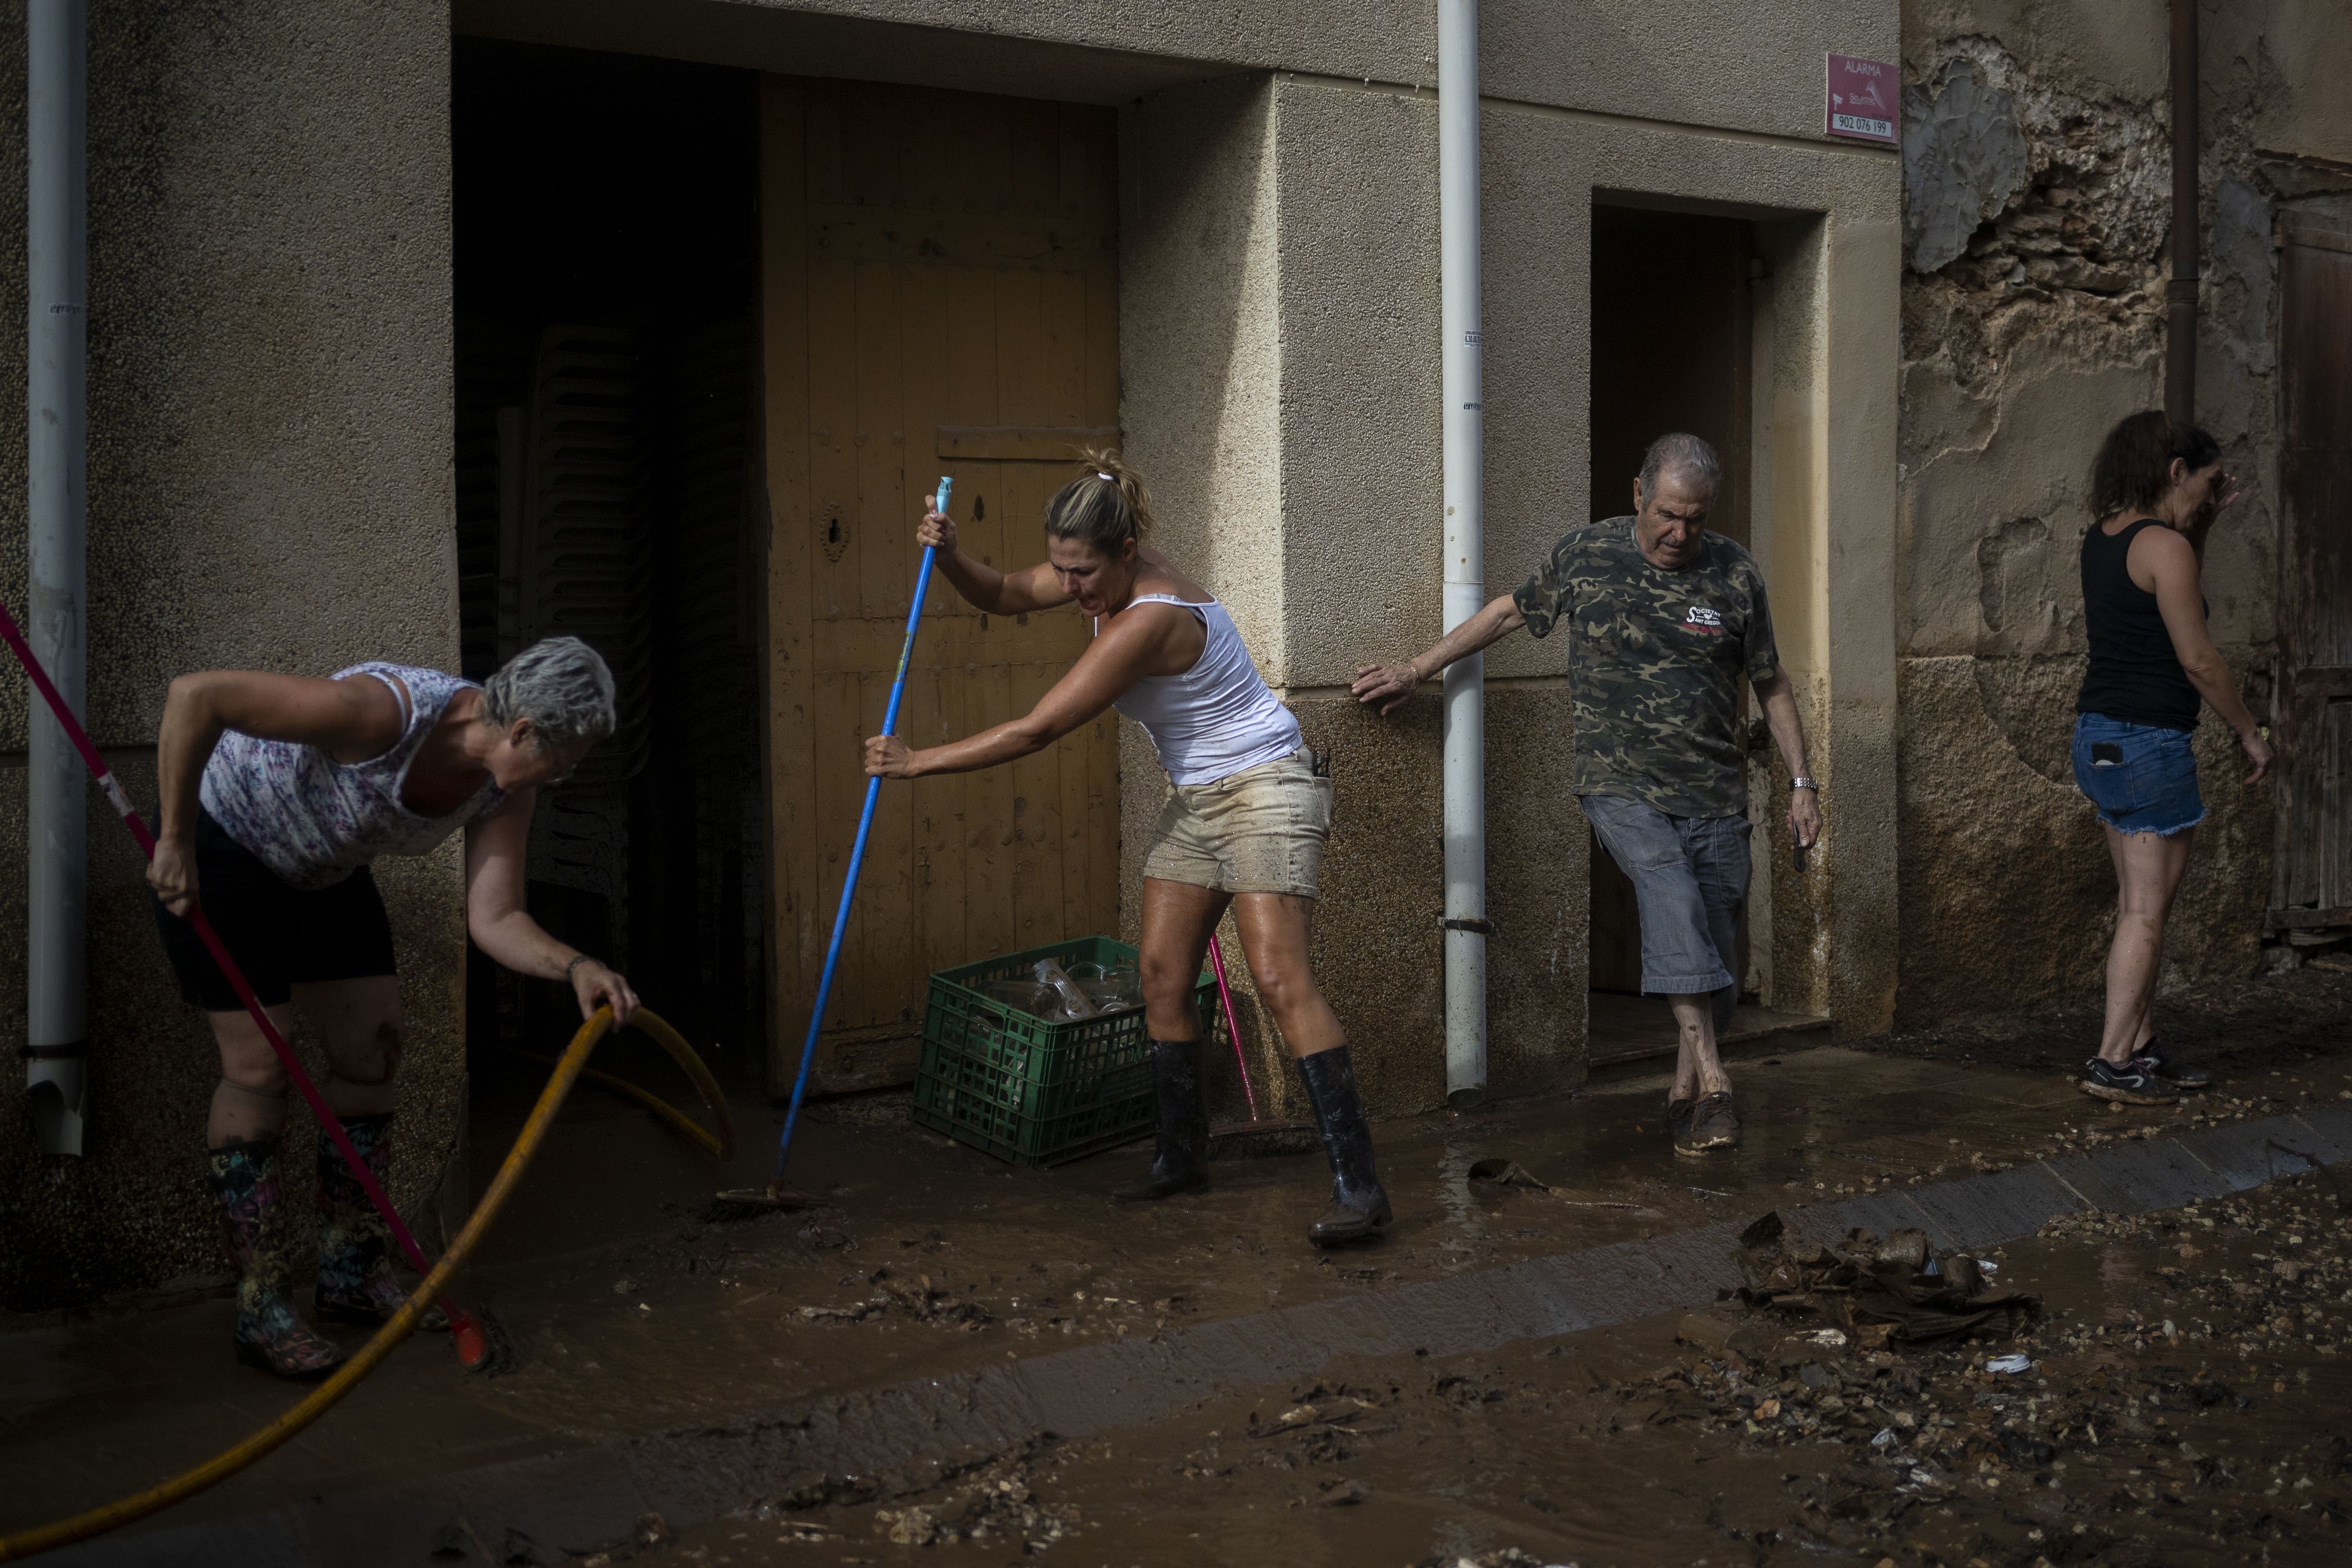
[2272,212,2352,930]
[760,78,1122,1094]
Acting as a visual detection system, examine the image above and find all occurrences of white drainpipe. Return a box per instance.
[25,0,89,1155]
[1437,0,1486,1106]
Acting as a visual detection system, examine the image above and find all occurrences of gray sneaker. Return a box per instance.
[2131,1038,2213,1089]
[2080,1055,2179,1105]
[1672,1091,1740,1156]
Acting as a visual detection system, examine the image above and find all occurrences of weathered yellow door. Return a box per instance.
[760,77,1122,1094]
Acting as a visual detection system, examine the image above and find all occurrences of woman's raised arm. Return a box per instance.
[864,601,1180,778]
[917,498,1071,615]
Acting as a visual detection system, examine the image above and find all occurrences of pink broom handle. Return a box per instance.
[1207,930,1258,1122]
[0,600,490,1362]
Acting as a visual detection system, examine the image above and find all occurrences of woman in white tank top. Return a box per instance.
[864,452,1389,1248]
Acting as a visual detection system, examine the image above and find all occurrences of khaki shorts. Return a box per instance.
[1141,747,1332,899]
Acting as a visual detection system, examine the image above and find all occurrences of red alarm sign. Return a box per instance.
[1826,54,1899,145]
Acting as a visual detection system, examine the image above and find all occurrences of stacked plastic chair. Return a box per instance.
[516,325,649,957]
[650,318,761,1024]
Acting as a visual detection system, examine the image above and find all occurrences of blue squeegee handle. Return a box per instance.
[773,478,950,1184]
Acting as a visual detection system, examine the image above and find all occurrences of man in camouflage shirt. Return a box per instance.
[1352,433,1821,1156]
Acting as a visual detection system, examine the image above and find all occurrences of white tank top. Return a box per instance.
[1108,596,1302,787]
[199,663,506,889]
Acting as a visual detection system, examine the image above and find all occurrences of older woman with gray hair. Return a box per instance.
[147,636,636,1378]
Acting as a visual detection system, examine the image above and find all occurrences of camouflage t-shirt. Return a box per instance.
[1512,516,1778,818]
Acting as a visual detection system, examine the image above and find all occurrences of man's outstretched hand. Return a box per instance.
[1350,661,1419,716]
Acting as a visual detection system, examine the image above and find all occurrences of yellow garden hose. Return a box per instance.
[516,1047,732,1159]
[0,1004,731,1562]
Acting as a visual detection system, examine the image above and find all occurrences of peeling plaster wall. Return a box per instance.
[0,2,457,1309]
[1896,0,2352,1020]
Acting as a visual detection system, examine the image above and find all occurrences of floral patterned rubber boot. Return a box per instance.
[205,1136,349,1379]
[315,1112,445,1330]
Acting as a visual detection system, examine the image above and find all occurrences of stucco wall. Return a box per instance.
[1894,0,2352,1021]
[465,0,1898,143]
[1472,111,1903,1046]
[1117,76,1455,1121]
[1120,59,1902,1115]
[0,1,458,1309]
[1120,75,1540,1121]
[0,0,1922,1300]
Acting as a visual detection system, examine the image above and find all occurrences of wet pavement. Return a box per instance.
[648,1169,2352,1568]
[5,965,2351,1564]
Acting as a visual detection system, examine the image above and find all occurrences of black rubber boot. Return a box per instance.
[1296,1045,1392,1248]
[1112,1038,1210,1203]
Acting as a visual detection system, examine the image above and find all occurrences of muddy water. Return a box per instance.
[654,1171,2352,1568]
[430,1044,2351,1453]
[8,1034,2352,1547]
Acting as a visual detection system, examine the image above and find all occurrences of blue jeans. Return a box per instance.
[2073,713,2204,836]
[1580,794,1750,1034]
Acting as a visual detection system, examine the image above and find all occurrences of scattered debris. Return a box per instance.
[1729,1212,2042,1343]
[1244,1398,1382,1440]
[868,1463,1078,1549]
[741,1437,1089,1556]
[559,1512,670,1566]
[1466,1158,1551,1191]
[798,1272,993,1330]
[654,1171,2352,1566]
[1465,1159,1653,1211]
[798,1300,882,1325]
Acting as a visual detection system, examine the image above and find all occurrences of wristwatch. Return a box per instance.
[1790,776,1820,792]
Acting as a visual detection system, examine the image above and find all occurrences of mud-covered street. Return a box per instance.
[14,970,2346,1567]
[646,1157,2352,1568]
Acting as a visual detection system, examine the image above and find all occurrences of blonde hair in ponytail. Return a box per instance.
[1044,447,1153,553]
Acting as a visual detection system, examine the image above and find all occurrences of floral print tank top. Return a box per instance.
[199,663,505,890]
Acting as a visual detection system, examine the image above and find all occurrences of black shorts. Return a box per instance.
[152,811,397,1012]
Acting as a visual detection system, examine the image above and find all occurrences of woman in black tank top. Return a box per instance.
[2079,516,2203,733]
[2071,412,2271,1106]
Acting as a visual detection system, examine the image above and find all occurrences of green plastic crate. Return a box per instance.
[912,935,1218,1168]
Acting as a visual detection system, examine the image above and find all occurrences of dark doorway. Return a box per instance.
[2271,208,2352,938]
[452,39,765,1118]
[1584,203,1761,1060]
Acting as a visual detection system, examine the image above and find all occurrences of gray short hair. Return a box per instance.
[1637,432,1722,497]
[483,636,617,753]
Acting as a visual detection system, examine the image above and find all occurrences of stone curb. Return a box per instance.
[53,1104,2352,1567]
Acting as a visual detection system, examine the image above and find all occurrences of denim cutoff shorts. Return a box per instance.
[2072,713,2204,837]
[1580,793,1750,1031]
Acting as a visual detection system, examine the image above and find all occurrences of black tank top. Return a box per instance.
[2076,517,2200,732]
